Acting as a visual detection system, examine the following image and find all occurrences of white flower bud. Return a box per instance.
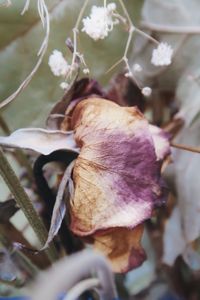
[142,87,152,97]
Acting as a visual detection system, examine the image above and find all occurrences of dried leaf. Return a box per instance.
[42,160,75,250]
[0,128,79,155]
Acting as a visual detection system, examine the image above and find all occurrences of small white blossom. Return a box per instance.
[142,87,152,97]
[107,3,116,12]
[83,68,90,74]
[60,82,69,90]
[151,42,173,66]
[133,63,142,72]
[48,50,70,77]
[82,3,118,41]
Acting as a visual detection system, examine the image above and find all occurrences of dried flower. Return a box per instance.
[48,50,70,77]
[151,42,173,66]
[142,87,152,97]
[82,3,119,41]
[0,93,170,273]
[66,98,170,272]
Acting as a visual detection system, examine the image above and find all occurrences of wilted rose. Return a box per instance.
[62,97,170,272]
[0,84,170,273]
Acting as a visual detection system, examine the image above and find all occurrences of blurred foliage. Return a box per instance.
[131,0,200,276]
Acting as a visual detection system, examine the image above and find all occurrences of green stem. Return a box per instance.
[0,148,58,263]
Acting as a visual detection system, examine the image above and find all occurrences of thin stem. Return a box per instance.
[0,149,58,262]
[123,26,134,57]
[135,27,159,45]
[171,142,200,154]
[105,58,123,73]
[118,0,132,27]
[69,0,90,75]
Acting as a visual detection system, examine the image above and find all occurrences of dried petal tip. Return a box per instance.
[151,42,173,67]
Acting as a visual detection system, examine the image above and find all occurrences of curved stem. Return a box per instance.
[31,250,117,300]
[63,278,100,300]
[69,0,90,75]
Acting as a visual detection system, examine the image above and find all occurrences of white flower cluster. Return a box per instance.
[82,3,119,41]
[48,50,70,77]
[151,42,173,67]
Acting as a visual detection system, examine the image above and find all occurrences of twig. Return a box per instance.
[68,0,90,77]
[171,142,200,154]
[0,148,58,262]
[63,278,100,300]
[106,0,159,90]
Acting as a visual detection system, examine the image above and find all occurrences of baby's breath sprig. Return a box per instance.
[104,0,174,97]
[105,0,160,95]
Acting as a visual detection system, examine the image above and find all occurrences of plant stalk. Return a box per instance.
[0,148,58,263]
